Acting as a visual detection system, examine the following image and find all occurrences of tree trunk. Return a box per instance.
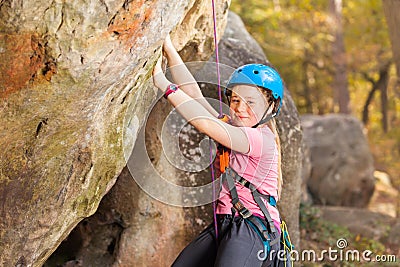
[303,49,313,114]
[329,0,351,114]
[362,84,379,125]
[383,0,400,84]
[397,193,400,218]
[272,0,281,12]
[380,70,389,132]
[361,62,391,127]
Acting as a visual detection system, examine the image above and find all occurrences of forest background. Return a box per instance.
[231,0,399,203]
[231,0,399,263]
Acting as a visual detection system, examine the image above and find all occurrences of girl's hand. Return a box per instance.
[163,34,175,54]
[152,56,170,91]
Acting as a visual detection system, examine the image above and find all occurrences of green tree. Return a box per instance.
[329,0,350,114]
[231,0,334,114]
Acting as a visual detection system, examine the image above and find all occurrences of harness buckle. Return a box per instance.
[238,177,250,187]
[263,231,270,241]
[239,208,252,218]
[234,202,252,218]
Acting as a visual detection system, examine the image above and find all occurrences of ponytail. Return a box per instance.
[267,119,283,199]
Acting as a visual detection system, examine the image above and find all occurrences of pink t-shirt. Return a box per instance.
[216,126,281,232]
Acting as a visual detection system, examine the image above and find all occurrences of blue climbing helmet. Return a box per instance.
[226,64,284,116]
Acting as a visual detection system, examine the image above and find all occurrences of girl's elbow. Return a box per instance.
[189,118,217,137]
[192,119,211,135]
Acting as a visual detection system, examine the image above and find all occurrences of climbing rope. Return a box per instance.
[208,138,219,241]
[210,0,223,243]
[211,0,224,118]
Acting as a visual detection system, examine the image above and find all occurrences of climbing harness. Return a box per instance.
[220,166,294,266]
[221,167,280,244]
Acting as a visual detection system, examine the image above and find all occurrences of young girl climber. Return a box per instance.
[152,35,285,267]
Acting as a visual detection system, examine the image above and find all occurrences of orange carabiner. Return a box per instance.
[218,114,229,123]
[219,149,229,173]
[218,114,230,173]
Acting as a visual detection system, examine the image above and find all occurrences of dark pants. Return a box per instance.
[172,215,280,267]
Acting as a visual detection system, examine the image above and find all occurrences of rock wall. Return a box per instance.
[301,114,375,207]
[1,1,304,265]
[0,0,229,266]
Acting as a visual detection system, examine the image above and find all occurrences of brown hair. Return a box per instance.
[258,88,283,199]
[259,88,281,115]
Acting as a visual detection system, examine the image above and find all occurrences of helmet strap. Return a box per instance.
[252,103,276,128]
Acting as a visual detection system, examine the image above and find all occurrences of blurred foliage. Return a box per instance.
[231,0,400,193]
[299,204,354,247]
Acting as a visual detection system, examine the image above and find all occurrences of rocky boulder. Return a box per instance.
[301,114,375,207]
[368,171,399,218]
[0,0,230,266]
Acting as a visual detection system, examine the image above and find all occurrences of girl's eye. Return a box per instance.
[232,99,240,103]
[247,101,254,105]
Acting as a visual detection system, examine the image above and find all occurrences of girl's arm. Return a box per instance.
[153,57,249,154]
[162,35,219,118]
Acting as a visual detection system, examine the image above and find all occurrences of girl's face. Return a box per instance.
[229,85,269,127]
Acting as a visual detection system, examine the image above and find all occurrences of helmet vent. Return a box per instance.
[238,69,242,72]
[253,70,259,74]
